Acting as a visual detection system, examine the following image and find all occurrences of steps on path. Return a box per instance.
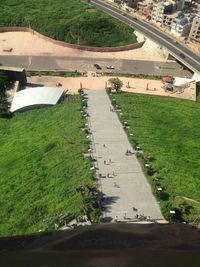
[86,89,163,223]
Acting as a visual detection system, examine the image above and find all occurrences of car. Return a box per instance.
[94,63,101,70]
[179,52,186,59]
[106,65,115,70]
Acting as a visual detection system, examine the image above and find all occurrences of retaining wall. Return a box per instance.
[0,27,145,52]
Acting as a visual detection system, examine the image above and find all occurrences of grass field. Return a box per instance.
[111,92,200,223]
[0,95,96,237]
[0,0,137,47]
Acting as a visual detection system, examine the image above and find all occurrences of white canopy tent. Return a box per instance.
[11,87,64,112]
[173,77,194,87]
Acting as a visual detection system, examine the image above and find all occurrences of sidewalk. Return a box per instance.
[86,89,164,222]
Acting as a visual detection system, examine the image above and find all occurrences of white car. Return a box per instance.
[106,65,115,70]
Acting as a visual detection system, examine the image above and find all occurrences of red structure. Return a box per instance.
[162,76,172,83]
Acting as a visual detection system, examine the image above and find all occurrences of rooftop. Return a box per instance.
[0,65,25,72]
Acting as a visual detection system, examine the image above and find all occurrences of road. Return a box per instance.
[87,89,163,222]
[0,55,192,77]
[91,0,200,74]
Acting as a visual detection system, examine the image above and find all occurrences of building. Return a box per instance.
[11,87,64,112]
[151,1,174,26]
[171,13,192,36]
[195,0,200,10]
[151,0,186,26]
[188,15,200,44]
[175,0,185,10]
[162,12,178,28]
[0,66,27,86]
[128,0,140,8]
[137,1,153,19]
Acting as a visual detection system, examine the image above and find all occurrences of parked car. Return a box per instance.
[106,65,115,70]
[94,63,101,70]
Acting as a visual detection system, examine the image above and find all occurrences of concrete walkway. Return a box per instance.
[86,89,163,223]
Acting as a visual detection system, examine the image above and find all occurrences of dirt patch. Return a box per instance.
[0,31,165,61]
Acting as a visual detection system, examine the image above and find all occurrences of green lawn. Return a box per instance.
[0,96,95,237]
[0,0,137,47]
[112,92,200,223]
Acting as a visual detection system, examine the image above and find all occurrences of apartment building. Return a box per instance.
[188,14,200,43]
[171,13,192,36]
[151,1,174,26]
[162,12,178,28]
[151,0,186,25]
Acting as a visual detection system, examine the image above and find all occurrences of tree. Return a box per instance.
[0,72,10,118]
[108,78,123,93]
[76,184,99,223]
[0,72,9,89]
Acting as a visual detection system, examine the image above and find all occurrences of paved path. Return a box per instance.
[86,89,163,222]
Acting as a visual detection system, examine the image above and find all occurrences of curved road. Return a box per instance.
[91,0,200,74]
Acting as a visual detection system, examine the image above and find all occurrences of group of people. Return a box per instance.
[125,149,134,156]
[134,214,152,221]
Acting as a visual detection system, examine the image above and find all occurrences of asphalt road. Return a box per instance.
[91,0,200,74]
[0,55,192,77]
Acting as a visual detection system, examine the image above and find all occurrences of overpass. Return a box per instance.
[90,0,200,75]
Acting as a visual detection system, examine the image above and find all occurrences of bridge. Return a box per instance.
[91,0,200,75]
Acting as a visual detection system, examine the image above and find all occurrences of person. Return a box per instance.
[115,215,118,222]
[109,159,111,163]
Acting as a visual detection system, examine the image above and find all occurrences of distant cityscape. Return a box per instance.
[109,0,200,45]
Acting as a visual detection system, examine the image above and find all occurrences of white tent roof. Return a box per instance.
[11,87,64,112]
[174,77,194,87]
[192,73,200,83]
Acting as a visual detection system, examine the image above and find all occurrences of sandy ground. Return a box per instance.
[27,75,169,96]
[0,32,165,61]
[27,75,196,101]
